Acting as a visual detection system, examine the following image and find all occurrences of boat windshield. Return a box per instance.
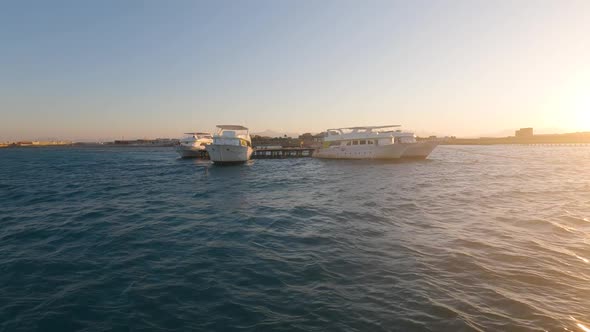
[183,133,212,139]
[215,125,250,139]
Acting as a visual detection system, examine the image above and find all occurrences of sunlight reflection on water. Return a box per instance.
[0,145,589,331]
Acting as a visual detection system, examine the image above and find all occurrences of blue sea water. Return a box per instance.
[1,145,589,332]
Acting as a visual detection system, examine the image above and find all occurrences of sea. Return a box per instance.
[0,145,589,332]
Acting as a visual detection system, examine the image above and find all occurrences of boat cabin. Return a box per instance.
[323,125,416,147]
[213,125,252,147]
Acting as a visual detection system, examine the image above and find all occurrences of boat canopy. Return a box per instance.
[216,125,249,130]
[323,125,414,142]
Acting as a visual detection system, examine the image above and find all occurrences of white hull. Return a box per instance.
[176,145,207,158]
[401,142,439,159]
[206,144,253,163]
[314,144,407,160]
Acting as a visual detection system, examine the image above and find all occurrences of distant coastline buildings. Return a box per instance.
[112,138,178,146]
[251,133,326,149]
[0,138,179,148]
[446,128,590,145]
[3,128,590,148]
[298,133,326,148]
[0,140,72,147]
[515,127,534,138]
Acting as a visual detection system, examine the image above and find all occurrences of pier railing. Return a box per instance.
[252,147,315,159]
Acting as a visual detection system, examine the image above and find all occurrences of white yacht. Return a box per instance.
[314,125,438,160]
[206,125,254,163]
[176,132,213,158]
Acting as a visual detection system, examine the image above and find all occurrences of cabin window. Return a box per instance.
[353,140,359,145]
[360,140,366,145]
[346,141,351,146]
[367,140,374,145]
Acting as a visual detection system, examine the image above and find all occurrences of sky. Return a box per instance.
[1,0,589,141]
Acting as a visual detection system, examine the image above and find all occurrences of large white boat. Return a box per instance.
[176,132,213,158]
[314,125,438,160]
[206,125,254,163]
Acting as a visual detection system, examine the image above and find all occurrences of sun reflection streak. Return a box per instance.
[570,316,590,332]
[574,254,589,264]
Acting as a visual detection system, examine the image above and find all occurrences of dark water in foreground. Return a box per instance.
[1,146,589,332]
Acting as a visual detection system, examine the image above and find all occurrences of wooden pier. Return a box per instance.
[180,148,315,159]
[252,148,315,159]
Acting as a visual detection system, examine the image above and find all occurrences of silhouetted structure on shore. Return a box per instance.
[4,128,590,149]
[445,129,590,145]
[515,128,534,138]
[112,138,178,146]
[298,133,327,148]
[251,135,300,148]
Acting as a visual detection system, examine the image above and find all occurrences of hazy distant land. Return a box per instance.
[443,131,590,145]
[2,130,590,149]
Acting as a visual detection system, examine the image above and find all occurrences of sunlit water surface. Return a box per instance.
[1,145,589,331]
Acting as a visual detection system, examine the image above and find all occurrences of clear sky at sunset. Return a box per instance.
[1,0,589,141]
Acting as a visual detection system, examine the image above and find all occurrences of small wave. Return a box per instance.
[1,146,589,331]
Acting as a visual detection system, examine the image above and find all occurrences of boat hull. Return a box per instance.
[314,144,407,160]
[401,142,439,159]
[206,144,253,163]
[176,146,207,158]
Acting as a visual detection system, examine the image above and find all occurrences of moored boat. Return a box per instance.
[314,125,408,159]
[176,132,213,158]
[314,125,438,160]
[206,125,253,163]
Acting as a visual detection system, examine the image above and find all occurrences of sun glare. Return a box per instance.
[569,91,590,131]
[574,110,590,132]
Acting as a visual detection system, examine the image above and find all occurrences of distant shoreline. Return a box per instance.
[2,131,590,148]
[0,144,176,148]
[2,142,590,149]
[441,136,590,145]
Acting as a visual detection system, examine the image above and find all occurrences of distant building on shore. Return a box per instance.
[298,132,326,148]
[112,138,178,146]
[252,135,300,148]
[6,141,72,147]
[515,128,534,138]
[251,132,326,148]
[32,141,72,146]
[446,129,590,145]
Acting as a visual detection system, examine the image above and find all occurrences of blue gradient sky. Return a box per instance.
[1,0,589,140]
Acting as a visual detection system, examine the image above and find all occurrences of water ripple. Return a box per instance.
[1,146,589,331]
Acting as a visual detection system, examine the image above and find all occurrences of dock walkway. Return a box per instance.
[252,148,315,159]
[180,148,316,159]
